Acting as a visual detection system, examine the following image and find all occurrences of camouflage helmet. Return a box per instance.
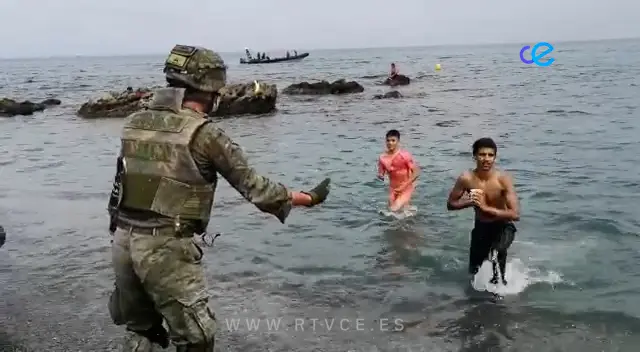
[163,45,227,93]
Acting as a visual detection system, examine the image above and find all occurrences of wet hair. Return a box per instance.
[386,129,400,139]
[472,137,497,155]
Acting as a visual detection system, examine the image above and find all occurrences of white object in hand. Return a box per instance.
[469,189,482,196]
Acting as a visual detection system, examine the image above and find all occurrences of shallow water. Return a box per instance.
[2,39,640,351]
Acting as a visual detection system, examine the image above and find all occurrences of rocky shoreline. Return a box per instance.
[2,75,413,119]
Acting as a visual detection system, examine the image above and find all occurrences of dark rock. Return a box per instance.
[0,97,61,117]
[282,79,364,95]
[383,74,410,86]
[0,225,5,248]
[77,87,156,119]
[41,98,62,106]
[77,82,278,119]
[373,90,402,99]
[212,81,277,116]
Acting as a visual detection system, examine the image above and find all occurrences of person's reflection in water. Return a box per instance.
[375,226,424,276]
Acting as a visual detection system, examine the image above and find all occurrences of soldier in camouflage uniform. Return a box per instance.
[107,44,331,352]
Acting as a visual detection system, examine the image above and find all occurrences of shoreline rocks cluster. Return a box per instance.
[2,74,412,119]
[77,82,279,119]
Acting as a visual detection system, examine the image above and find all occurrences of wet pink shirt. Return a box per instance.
[377,149,416,189]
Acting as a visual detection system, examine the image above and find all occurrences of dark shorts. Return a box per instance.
[468,220,516,276]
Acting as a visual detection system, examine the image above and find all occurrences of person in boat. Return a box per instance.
[389,63,398,79]
[286,51,290,58]
[294,50,298,56]
[261,53,266,60]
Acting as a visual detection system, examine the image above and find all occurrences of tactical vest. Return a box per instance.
[118,87,215,226]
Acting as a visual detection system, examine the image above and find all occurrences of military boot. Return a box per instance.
[122,330,154,352]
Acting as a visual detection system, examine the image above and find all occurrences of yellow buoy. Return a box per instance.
[435,63,441,71]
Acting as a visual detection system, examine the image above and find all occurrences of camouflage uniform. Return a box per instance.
[107,45,329,351]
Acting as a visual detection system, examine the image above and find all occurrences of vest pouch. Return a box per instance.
[150,177,213,221]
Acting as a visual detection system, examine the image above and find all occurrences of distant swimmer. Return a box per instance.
[446,137,520,285]
[389,63,398,79]
[377,129,419,212]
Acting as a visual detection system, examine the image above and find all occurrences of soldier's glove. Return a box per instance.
[301,178,331,206]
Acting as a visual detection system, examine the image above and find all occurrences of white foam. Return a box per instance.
[471,257,564,296]
[379,205,418,219]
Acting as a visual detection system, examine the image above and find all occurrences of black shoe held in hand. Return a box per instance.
[302,178,331,206]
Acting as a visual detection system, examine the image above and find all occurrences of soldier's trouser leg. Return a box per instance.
[129,229,217,351]
[110,228,169,352]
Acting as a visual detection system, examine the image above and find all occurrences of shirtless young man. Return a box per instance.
[446,137,520,285]
[377,129,419,212]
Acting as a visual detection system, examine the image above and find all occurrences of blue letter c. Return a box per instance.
[520,45,533,64]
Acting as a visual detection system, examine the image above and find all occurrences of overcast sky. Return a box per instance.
[1,0,639,58]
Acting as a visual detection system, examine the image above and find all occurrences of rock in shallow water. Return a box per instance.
[0,98,61,117]
[76,87,154,119]
[77,82,278,119]
[213,81,278,117]
[282,79,364,95]
[382,74,410,86]
[373,90,402,99]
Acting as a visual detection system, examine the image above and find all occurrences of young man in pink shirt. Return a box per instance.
[377,129,419,212]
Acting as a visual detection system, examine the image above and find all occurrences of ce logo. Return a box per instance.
[520,42,555,67]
